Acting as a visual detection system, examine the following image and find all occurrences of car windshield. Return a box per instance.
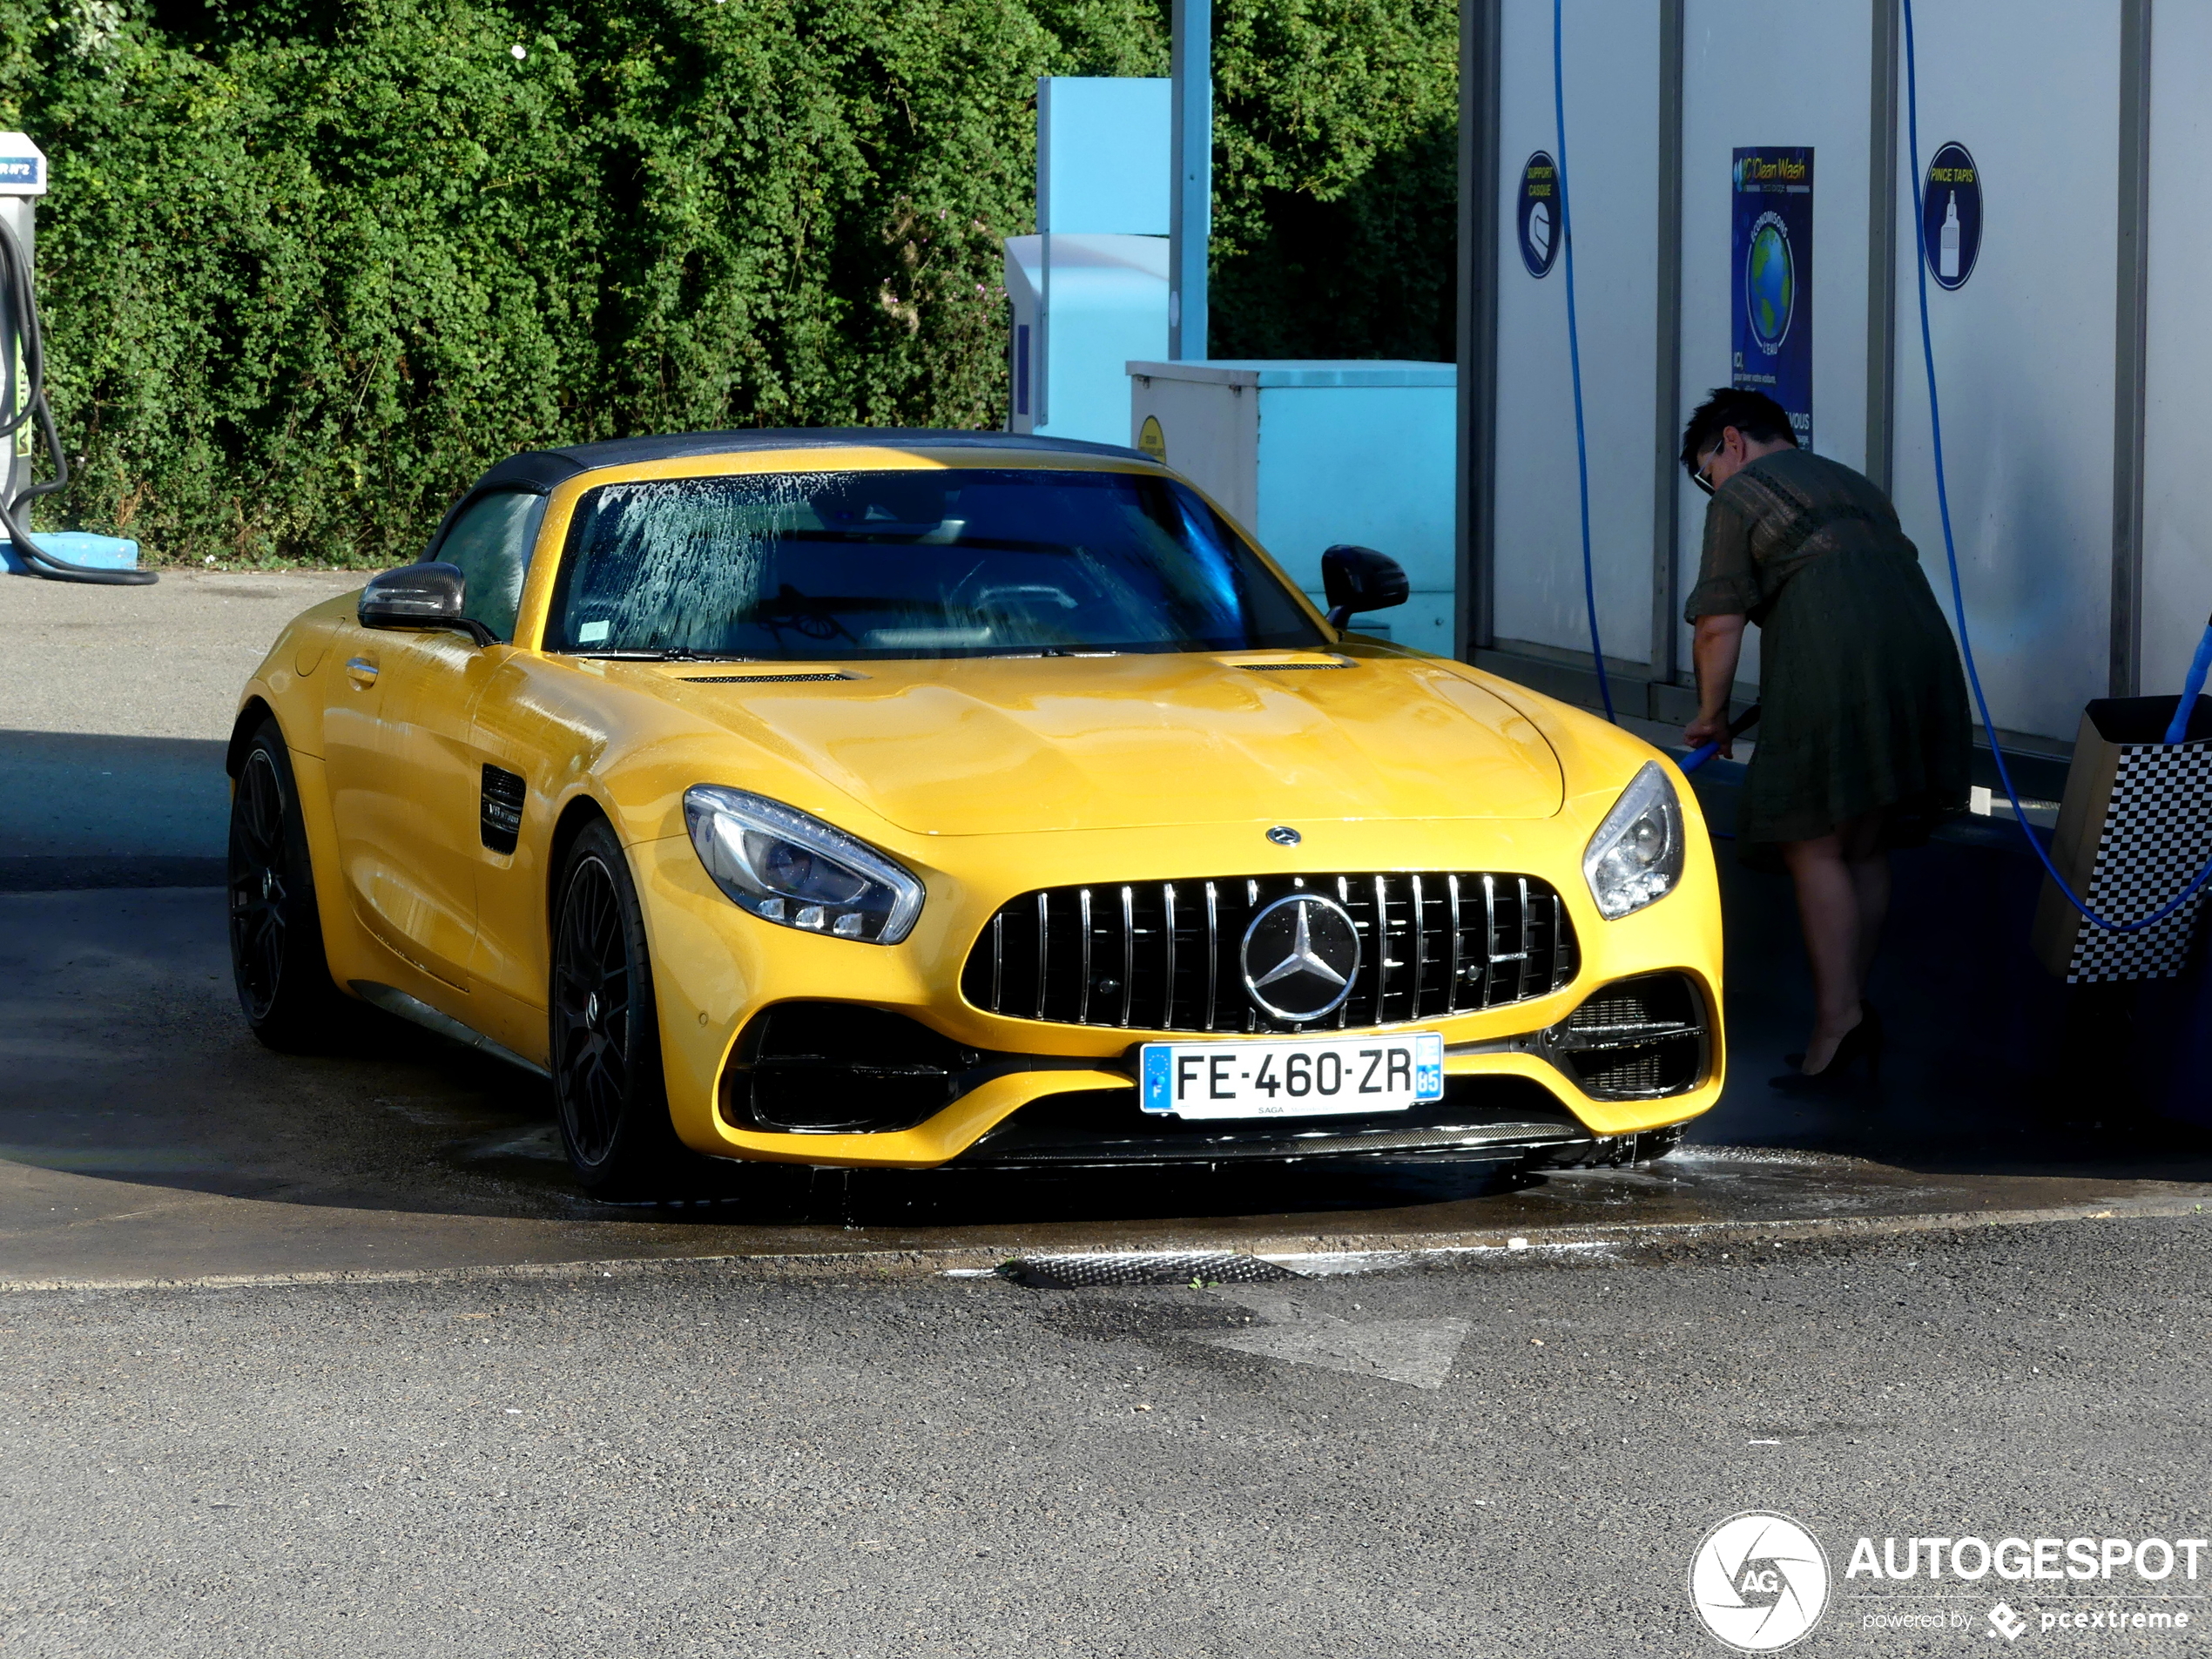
[542,467,1325,660]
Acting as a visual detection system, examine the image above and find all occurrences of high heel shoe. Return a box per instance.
[1782,1002,1881,1072]
[1770,1011,1885,1094]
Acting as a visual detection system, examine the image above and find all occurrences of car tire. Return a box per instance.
[227,719,356,1052]
[550,819,685,1197]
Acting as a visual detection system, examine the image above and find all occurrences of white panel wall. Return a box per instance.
[1474,2,2153,745]
[1675,0,1874,686]
[1490,0,1659,664]
[1886,1,2119,742]
[2142,0,2212,695]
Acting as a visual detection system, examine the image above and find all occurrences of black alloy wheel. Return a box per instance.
[230,746,289,1018]
[550,819,682,1196]
[226,720,351,1050]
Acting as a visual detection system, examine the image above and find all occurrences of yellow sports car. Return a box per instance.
[227,429,1723,1195]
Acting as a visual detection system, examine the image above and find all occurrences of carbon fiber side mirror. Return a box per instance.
[1321,544,1409,629]
[359,561,493,646]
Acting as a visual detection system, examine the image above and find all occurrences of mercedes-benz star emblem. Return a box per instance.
[1240,894,1361,1022]
[1265,826,1301,846]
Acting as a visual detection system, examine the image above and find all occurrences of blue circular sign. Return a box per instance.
[1742,209,1797,356]
[1922,142,1981,291]
[1517,152,1560,278]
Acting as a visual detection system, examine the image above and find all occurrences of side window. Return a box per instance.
[432,490,547,644]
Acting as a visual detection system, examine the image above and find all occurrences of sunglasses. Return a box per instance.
[1690,451,1720,496]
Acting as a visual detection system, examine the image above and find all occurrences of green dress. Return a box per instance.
[1685,448,1971,848]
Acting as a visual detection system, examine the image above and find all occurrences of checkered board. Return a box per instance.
[2060,741,2212,981]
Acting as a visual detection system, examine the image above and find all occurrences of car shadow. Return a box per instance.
[6,800,2210,1248]
[0,728,231,882]
[0,884,1561,1232]
[258,1013,1554,1226]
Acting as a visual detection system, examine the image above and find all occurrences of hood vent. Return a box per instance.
[682,671,858,685]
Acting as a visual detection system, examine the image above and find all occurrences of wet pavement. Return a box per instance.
[2,883,2208,1289]
[3,571,2209,1288]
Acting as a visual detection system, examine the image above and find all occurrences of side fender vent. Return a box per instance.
[480,765,526,854]
[1550,973,1709,1099]
[720,1002,980,1133]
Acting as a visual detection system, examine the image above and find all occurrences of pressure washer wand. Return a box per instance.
[2161,611,2212,745]
[1680,704,1762,775]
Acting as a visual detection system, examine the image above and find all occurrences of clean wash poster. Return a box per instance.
[1731,146,1813,448]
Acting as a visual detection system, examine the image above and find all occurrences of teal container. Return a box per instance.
[0,530,141,574]
[1124,360,1457,649]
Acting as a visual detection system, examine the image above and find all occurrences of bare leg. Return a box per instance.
[1780,831,1865,1073]
[1839,809,1891,991]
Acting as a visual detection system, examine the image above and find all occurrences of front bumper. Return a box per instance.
[934,1076,1689,1170]
[631,815,1726,1170]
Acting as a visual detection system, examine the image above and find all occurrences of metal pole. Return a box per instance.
[1455,0,1501,663]
[1865,0,1899,495]
[1649,0,1684,689]
[1169,0,1211,361]
[1035,78,1052,428]
[2110,0,2153,699]
[0,195,31,511]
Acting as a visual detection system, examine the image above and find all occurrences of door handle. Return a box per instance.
[344,655,379,686]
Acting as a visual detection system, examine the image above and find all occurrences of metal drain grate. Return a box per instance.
[1004,1251,1306,1289]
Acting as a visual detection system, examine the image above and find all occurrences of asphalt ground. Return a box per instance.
[5,568,2212,1657]
[4,1214,2210,1656]
[0,570,361,888]
[0,569,363,744]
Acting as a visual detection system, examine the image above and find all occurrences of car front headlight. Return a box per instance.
[683,785,924,944]
[1581,761,1685,920]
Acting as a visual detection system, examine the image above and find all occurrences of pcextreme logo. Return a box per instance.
[1690,1511,1832,1652]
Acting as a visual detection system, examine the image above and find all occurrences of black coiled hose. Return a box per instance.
[0,212,153,585]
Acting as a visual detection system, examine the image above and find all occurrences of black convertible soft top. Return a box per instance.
[469,428,1149,496]
[420,428,1154,562]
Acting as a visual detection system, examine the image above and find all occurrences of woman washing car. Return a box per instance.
[1679,388,1972,1091]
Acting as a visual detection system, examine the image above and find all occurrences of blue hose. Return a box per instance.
[2162,616,2212,745]
[1903,0,2212,932]
[1553,0,1614,724]
[1681,704,1762,775]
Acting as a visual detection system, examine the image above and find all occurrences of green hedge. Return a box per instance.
[0,0,1452,567]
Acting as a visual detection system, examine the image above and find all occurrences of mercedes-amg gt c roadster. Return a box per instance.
[227,429,1723,1194]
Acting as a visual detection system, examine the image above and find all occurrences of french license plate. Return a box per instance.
[1139,1032,1445,1120]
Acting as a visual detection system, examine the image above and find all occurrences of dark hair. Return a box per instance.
[1679,388,1797,473]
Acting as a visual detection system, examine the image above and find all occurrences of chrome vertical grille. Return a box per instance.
[961,872,1579,1033]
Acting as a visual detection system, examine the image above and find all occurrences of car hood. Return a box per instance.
[645,651,1564,836]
